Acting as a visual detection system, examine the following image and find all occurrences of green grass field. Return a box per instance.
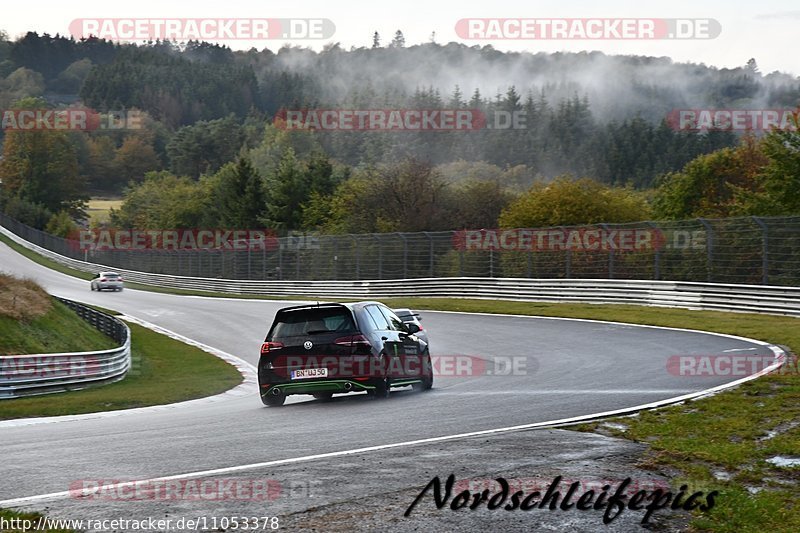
[85,198,123,225]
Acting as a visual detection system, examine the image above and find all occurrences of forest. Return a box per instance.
[0,31,798,237]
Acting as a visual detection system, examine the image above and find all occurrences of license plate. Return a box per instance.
[291,368,328,379]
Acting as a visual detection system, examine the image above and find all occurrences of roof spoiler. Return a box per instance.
[276,302,348,313]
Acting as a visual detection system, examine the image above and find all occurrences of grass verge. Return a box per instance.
[0,509,74,532]
[0,321,242,420]
[0,299,117,355]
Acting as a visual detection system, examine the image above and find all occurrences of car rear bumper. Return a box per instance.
[260,379,375,397]
[96,282,124,290]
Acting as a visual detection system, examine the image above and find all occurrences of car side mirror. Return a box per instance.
[405,323,421,334]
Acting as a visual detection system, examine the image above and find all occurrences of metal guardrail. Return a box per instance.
[0,298,131,399]
[3,212,800,285]
[2,223,800,317]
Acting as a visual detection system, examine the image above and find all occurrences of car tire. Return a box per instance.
[313,393,333,401]
[371,377,390,399]
[413,351,434,392]
[90,284,95,291]
[262,393,286,407]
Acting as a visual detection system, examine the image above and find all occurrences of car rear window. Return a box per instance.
[104,274,120,279]
[270,307,356,339]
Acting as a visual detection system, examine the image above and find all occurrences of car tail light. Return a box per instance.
[99,278,107,282]
[334,334,372,347]
[261,341,284,354]
[118,277,123,281]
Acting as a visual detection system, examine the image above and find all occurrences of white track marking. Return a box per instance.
[0,342,784,508]
[434,389,698,395]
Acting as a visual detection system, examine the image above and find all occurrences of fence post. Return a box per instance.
[560,226,572,278]
[374,234,383,278]
[394,233,408,279]
[600,223,614,279]
[697,218,714,282]
[277,239,283,280]
[752,216,769,285]
[424,232,434,277]
[351,235,360,280]
[647,221,661,281]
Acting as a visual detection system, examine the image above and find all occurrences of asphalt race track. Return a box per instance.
[0,240,778,531]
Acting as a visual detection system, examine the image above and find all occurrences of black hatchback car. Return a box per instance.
[258,302,433,406]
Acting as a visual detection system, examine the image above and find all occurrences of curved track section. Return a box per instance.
[0,241,780,508]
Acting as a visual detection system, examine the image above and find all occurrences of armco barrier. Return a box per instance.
[2,224,799,317]
[0,298,131,399]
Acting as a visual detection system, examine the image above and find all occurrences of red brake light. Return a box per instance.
[99,278,107,282]
[261,341,284,354]
[334,334,372,347]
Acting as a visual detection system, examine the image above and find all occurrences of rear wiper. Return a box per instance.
[305,329,331,335]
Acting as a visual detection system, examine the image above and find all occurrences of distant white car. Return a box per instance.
[90,272,124,292]
[393,308,429,347]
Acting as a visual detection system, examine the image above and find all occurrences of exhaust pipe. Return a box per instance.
[271,387,281,396]
[344,382,352,391]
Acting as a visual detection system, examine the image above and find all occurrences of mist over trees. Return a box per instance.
[0,31,798,234]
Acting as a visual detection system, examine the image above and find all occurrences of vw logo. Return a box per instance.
[304,341,313,350]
